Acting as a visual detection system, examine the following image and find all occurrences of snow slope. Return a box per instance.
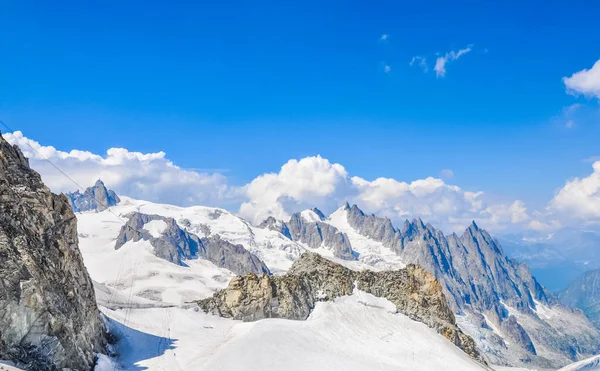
[327,206,406,270]
[73,198,492,370]
[558,355,600,371]
[100,289,490,371]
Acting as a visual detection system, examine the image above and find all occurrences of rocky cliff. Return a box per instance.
[66,180,120,212]
[0,133,107,370]
[197,252,483,363]
[115,212,270,275]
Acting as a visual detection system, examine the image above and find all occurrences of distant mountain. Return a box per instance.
[257,203,600,369]
[500,229,600,292]
[559,269,600,330]
[66,179,120,212]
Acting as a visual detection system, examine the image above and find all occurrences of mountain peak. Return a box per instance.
[66,180,120,212]
[311,207,326,220]
[470,221,479,231]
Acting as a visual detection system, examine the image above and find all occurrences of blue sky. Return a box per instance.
[1,0,600,213]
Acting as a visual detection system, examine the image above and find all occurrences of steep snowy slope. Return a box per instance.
[100,290,491,371]
[558,355,600,371]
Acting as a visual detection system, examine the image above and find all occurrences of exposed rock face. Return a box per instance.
[258,216,292,239]
[115,212,270,275]
[66,180,120,212]
[0,133,107,370]
[198,252,484,363]
[338,203,600,368]
[559,269,600,330]
[115,212,199,265]
[286,210,356,260]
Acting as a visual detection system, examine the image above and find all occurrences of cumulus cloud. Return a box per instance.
[239,156,352,224]
[409,56,428,73]
[238,154,532,233]
[4,131,561,234]
[434,45,473,78]
[549,161,600,222]
[563,59,600,99]
[4,131,235,208]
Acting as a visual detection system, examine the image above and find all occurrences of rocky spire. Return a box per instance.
[66,179,120,212]
[0,133,107,370]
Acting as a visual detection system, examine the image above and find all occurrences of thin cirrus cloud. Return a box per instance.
[409,56,428,73]
[5,130,595,234]
[434,45,473,78]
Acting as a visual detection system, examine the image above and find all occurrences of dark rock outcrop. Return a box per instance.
[115,212,270,275]
[197,252,484,363]
[286,210,356,260]
[66,180,120,212]
[258,216,292,239]
[0,133,107,370]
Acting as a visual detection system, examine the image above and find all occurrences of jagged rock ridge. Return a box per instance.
[0,133,107,370]
[260,208,356,260]
[115,212,270,275]
[198,252,484,363]
[559,268,600,330]
[66,179,120,212]
[338,203,600,368]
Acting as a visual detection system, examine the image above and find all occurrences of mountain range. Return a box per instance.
[1,128,598,370]
[70,178,599,369]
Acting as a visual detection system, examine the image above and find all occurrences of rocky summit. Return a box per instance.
[0,133,107,370]
[197,252,484,363]
[66,179,120,212]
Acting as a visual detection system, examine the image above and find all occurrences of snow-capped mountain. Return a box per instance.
[71,188,600,370]
[73,194,492,371]
[559,268,600,330]
[257,203,600,369]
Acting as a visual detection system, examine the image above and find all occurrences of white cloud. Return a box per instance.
[5,131,569,234]
[4,131,235,208]
[434,45,473,78]
[384,65,391,73]
[238,154,532,233]
[566,119,575,129]
[440,169,454,179]
[549,161,600,221]
[528,219,561,231]
[563,59,600,99]
[239,156,351,224]
[380,34,388,41]
[409,56,428,73]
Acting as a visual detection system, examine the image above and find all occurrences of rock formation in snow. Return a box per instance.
[115,212,270,275]
[66,179,120,212]
[559,268,600,330]
[259,208,356,260]
[0,133,107,370]
[338,203,600,368]
[198,252,483,363]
